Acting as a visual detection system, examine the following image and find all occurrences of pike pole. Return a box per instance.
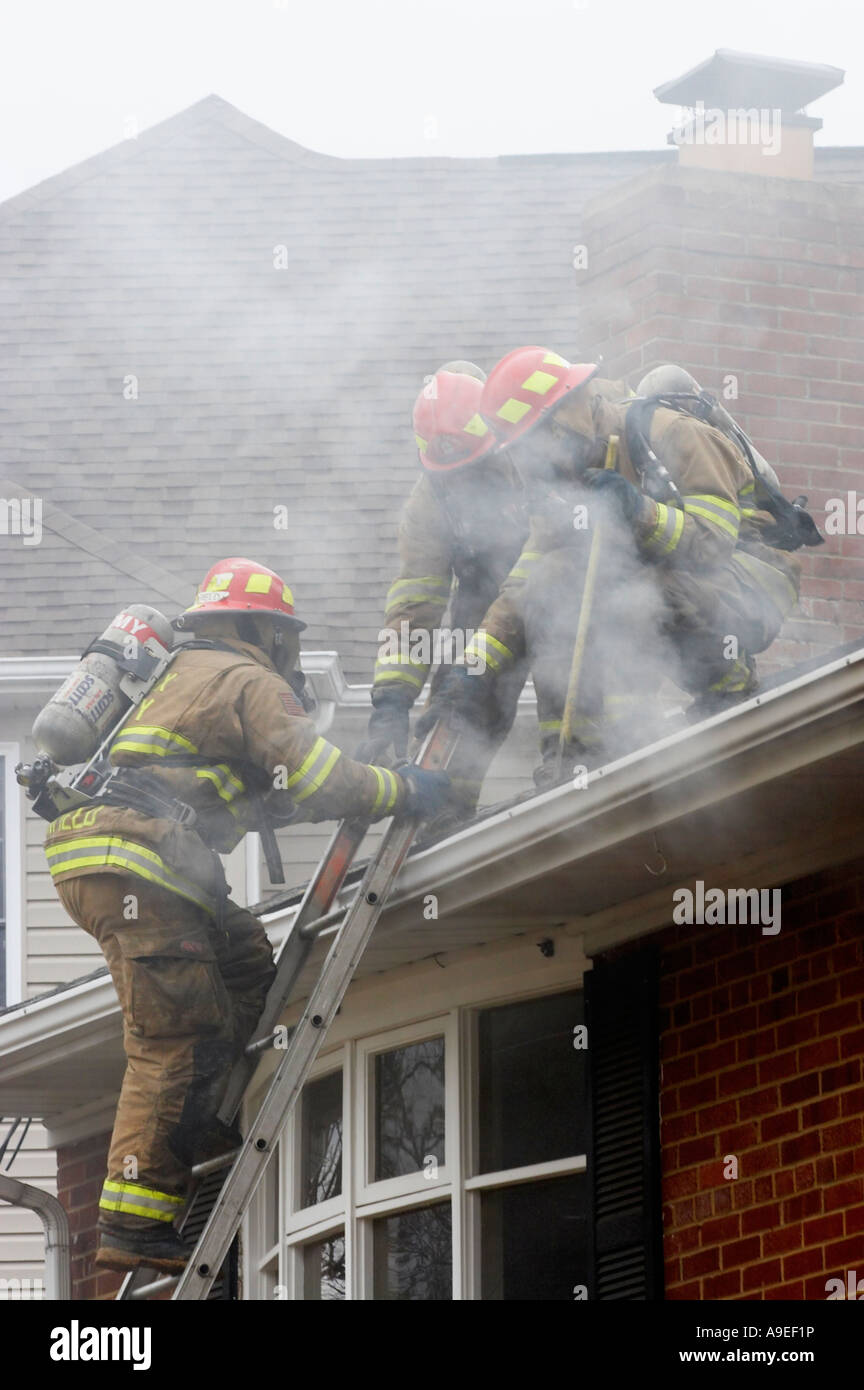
[554,434,619,780]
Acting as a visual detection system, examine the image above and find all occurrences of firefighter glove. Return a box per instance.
[582,468,646,525]
[398,766,453,821]
[414,665,487,739]
[356,688,412,763]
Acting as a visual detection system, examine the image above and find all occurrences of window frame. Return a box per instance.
[248,981,589,1300]
[355,1013,457,1207]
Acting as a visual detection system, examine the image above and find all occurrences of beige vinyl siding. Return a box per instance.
[25,803,101,996]
[0,1120,57,1288]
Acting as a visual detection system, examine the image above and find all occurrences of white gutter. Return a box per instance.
[263,644,864,940]
[0,652,539,710]
[0,1174,71,1299]
[2,645,863,1103]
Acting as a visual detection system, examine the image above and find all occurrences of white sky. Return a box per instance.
[0,0,861,202]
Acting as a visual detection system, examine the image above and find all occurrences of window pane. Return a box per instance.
[262,1143,280,1249]
[481,1174,588,1300]
[373,1203,451,1300]
[374,1037,445,1181]
[478,990,585,1173]
[300,1071,342,1208]
[303,1233,345,1300]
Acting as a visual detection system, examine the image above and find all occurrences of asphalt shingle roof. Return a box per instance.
[1,97,862,675]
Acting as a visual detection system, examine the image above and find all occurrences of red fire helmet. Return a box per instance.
[412,370,496,472]
[480,348,598,444]
[176,558,306,629]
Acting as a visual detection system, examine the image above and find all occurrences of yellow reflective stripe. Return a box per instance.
[683,494,741,541]
[370,766,387,812]
[283,738,326,787]
[370,766,399,814]
[667,509,686,552]
[465,631,513,672]
[645,503,684,556]
[738,481,756,496]
[686,493,741,518]
[110,725,199,757]
[521,369,558,395]
[740,507,761,519]
[506,549,542,582]
[245,573,272,594]
[101,1180,183,1207]
[538,719,561,733]
[685,503,740,540]
[289,743,341,804]
[373,668,425,689]
[99,1197,177,1222]
[50,856,211,911]
[708,660,752,694]
[415,433,427,450]
[385,576,451,610]
[214,762,244,793]
[195,766,244,804]
[497,397,532,424]
[47,835,171,867]
[45,839,212,913]
[542,351,568,367]
[479,633,510,660]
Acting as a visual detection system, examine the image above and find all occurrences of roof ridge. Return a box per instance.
[0,478,190,607]
[0,95,261,223]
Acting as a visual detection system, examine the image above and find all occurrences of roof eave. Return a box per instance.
[3,645,864,1132]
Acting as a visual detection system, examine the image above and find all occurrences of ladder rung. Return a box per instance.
[190,1148,241,1178]
[127,1273,180,1299]
[244,1026,294,1057]
[297,902,350,940]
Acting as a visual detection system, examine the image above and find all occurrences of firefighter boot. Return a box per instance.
[95,1221,190,1274]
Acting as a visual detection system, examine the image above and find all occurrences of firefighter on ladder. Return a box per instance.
[358,362,528,835]
[419,348,805,785]
[45,558,451,1273]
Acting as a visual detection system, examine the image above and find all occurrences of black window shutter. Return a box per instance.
[585,947,663,1300]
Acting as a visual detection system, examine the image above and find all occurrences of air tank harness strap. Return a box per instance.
[141,753,286,887]
[622,399,683,507]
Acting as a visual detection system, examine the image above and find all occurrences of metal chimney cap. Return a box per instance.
[654,49,845,114]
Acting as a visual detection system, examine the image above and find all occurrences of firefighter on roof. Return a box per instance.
[419,348,805,785]
[359,362,528,834]
[45,558,451,1273]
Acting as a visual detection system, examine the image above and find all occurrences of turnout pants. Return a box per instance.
[56,872,276,1231]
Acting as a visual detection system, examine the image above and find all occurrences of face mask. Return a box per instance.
[271,628,300,678]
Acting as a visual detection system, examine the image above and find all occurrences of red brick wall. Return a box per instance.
[56,1131,123,1300]
[576,164,864,674]
[658,859,864,1299]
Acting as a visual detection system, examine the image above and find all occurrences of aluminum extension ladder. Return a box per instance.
[119,720,456,1300]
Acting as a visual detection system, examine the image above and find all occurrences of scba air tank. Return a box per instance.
[32,605,174,766]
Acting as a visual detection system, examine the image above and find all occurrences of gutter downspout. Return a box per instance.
[0,1173,71,1299]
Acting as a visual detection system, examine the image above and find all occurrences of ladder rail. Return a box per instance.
[172,722,456,1300]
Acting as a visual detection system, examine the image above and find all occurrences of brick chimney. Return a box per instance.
[655,49,844,181]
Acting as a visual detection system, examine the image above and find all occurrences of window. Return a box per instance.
[0,747,22,1010]
[374,1036,445,1181]
[248,988,587,1299]
[300,1071,342,1207]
